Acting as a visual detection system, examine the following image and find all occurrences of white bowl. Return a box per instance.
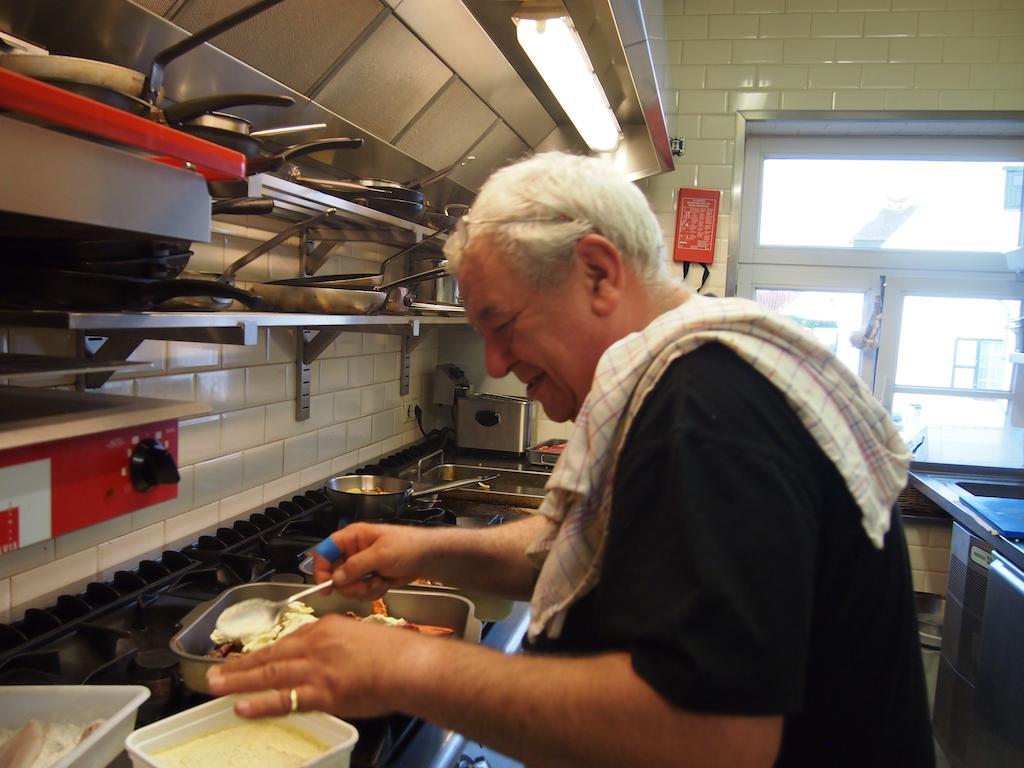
[0,685,150,768]
[125,694,359,768]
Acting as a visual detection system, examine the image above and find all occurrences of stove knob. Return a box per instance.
[130,438,180,492]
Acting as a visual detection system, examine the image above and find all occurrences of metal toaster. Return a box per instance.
[455,392,534,453]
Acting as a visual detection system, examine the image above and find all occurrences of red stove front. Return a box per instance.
[0,419,180,553]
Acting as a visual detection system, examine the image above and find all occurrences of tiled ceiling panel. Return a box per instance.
[449,122,529,191]
[395,79,497,170]
[171,0,383,95]
[312,14,451,143]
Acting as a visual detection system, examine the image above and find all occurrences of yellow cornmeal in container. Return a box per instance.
[153,721,328,768]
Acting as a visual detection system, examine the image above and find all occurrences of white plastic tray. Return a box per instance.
[0,685,150,768]
[125,694,359,768]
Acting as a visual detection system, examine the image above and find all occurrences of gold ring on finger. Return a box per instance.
[289,687,299,714]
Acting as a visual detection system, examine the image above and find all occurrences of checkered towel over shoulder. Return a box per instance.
[526,294,911,641]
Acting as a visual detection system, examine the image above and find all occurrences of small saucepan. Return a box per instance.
[325,473,499,522]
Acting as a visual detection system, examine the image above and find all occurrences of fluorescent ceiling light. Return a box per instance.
[513,15,621,153]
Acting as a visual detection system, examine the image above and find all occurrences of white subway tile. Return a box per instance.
[864,11,918,36]
[707,65,757,89]
[808,63,863,88]
[262,472,304,504]
[358,442,384,466]
[760,13,812,38]
[781,89,835,108]
[349,359,374,387]
[136,373,195,402]
[225,242,269,283]
[178,415,221,465]
[970,63,1024,90]
[915,63,971,88]
[727,90,782,111]
[949,0,1000,8]
[383,381,402,409]
[319,357,350,392]
[757,64,810,88]
[308,393,336,430]
[837,0,890,9]
[0,540,54,580]
[98,379,134,396]
[860,63,915,87]
[665,14,709,39]
[333,391,362,421]
[56,515,131,559]
[165,502,220,549]
[783,39,837,63]
[667,64,707,88]
[708,14,759,39]
[242,442,284,488]
[126,340,167,374]
[221,405,267,453]
[836,38,891,63]
[221,331,267,368]
[360,383,388,416]
[194,452,244,507]
[347,416,373,452]
[196,368,246,412]
[245,363,291,406]
[811,12,864,37]
[309,360,321,396]
[301,460,333,488]
[318,423,349,461]
[133,465,193,529]
[911,570,926,592]
[918,11,974,36]
[696,164,736,191]
[11,548,97,612]
[97,523,164,581]
[167,341,220,370]
[682,40,732,64]
[684,0,729,13]
[650,38,682,67]
[938,89,995,108]
[973,10,1024,37]
[676,89,730,114]
[943,37,1000,63]
[187,238,224,273]
[219,486,265,522]
[923,572,947,597]
[892,0,943,8]
[284,432,319,474]
[330,451,360,475]
[267,328,295,365]
[660,88,680,113]
[994,91,1024,109]
[787,0,837,8]
[362,333,389,355]
[332,333,363,358]
[832,89,887,108]
[999,38,1024,64]
[731,39,784,64]
[735,0,784,11]
[885,89,941,108]
[371,410,397,443]
[373,352,400,384]
[383,434,406,454]
[266,401,305,442]
[889,38,943,63]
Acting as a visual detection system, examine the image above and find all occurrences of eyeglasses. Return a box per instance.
[446,215,583,252]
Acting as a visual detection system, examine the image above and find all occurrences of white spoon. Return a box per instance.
[215,580,333,640]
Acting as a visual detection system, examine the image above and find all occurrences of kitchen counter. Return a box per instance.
[909,468,1024,572]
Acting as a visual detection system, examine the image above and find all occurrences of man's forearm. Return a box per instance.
[389,639,781,768]
[422,513,547,600]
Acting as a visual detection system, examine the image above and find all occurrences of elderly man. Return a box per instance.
[208,152,934,767]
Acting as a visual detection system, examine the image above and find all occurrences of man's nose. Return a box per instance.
[484,338,515,378]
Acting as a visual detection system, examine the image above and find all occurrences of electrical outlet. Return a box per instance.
[403,403,416,424]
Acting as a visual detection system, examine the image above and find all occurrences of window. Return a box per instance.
[737,127,1024,448]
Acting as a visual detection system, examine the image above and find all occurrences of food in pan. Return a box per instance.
[343,486,388,494]
[0,718,105,768]
[151,721,327,768]
[208,598,454,658]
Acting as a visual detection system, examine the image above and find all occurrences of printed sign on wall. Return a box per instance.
[0,458,52,552]
[673,187,721,264]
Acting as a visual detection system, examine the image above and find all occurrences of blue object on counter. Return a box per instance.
[960,496,1024,539]
[314,536,342,563]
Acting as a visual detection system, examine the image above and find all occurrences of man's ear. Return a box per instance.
[575,234,625,317]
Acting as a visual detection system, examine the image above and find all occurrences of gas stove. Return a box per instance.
[0,434,530,768]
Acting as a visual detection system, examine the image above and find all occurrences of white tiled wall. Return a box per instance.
[906,520,953,596]
[0,229,439,621]
[640,0,1024,296]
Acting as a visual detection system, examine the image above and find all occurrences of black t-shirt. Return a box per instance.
[529,343,934,766]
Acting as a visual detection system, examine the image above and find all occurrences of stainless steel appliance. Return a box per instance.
[455,392,533,454]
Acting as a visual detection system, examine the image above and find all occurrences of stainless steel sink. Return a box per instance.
[411,463,549,508]
[956,481,1024,500]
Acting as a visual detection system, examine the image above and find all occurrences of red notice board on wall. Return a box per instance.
[673,188,720,264]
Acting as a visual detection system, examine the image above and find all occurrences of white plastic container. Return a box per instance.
[125,694,359,768]
[0,685,150,768]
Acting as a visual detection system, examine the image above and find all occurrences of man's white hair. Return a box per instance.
[444,152,668,289]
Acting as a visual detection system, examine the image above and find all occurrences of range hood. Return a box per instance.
[0,0,672,210]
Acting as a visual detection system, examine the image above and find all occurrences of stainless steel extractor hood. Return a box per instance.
[0,0,671,206]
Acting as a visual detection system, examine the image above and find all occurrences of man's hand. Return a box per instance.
[206,614,424,719]
[313,522,435,600]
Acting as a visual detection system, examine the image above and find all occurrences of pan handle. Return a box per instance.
[143,0,290,104]
[406,155,475,190]
[162,93,295,125]
[409,473,501,498]
[246,138,364,175]
[142,278,263,308]
[220,208,337,283]
[380,266,449,291]
[212,197,275,216]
